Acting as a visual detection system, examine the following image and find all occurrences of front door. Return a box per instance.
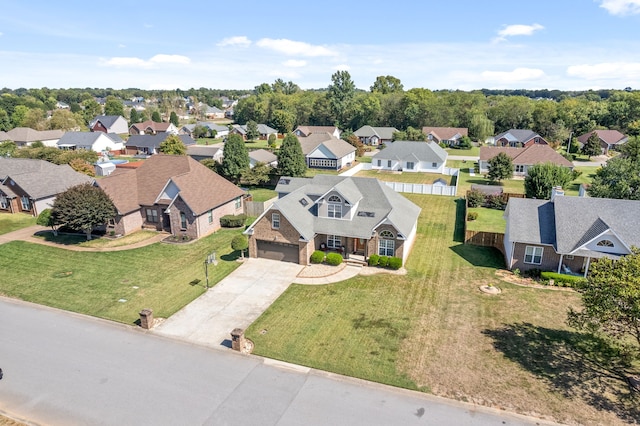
[354,238,365,255]
[162,209,171,232]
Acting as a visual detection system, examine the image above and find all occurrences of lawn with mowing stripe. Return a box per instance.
[0,214,37,235]
[247,195,636,425]
[0,228,243,324]
[466,207,506,233]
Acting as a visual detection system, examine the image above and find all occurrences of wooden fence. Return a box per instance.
[464,230,505,256]
[244,196,277,217]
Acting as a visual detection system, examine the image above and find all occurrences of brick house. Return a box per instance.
[244,175,421,265]
[422,127,469,146]
[97,155,245,239]
[493,129,549,147]
[479,145,573,175]
[577,129,628,155]
[89,115,129,134]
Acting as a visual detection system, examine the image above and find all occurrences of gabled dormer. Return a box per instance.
[315,180,363,220]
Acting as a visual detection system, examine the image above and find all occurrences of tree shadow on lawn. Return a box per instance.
[449,244,505,269]
[483,322,639,423]
[453,198,466,243]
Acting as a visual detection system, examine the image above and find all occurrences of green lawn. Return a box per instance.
[354,170,456,185]
[466,207,506,233]
[196,137,224,145]
[247,187,277,202]
[0,214,37,235]
[356,155,372,163]
[247,195,637,425]
[565,166,599,196]
[35,230,159,248]
[445,146,479,157]
[0,228,245,324]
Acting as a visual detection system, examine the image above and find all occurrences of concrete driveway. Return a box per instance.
[154,257,303,349]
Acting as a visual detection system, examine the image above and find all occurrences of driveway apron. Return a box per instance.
[153,258,303,349]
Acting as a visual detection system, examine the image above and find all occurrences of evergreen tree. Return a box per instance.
[277,133,306,177]
[328,70,355,128]
[52,183,116,240]
[158,135,187,155]
[104,96,124,116]
[129,108,140,124]
[487,152,514,182]
[246,120,259,140]
[151,110,162,123]
[170,111,179,127]
[582,132,603,157]
[221,133,249,183]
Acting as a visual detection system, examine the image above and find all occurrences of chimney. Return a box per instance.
[550,186,564,202]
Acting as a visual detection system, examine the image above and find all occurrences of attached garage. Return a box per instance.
[256,240,299,263]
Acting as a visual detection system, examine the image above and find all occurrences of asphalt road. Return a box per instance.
[0,297,554,426]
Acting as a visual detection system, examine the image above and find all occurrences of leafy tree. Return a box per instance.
[22,108,47,130]
[620,136,640,164]
[344,133,365,157]
[524,163,574,199]
[158,134,187,155]
[169,111,179,127]
[277,133,306,177]
[36,208,58,235]
[0,108,11,131]
[568,247,640,351]
[0,140,17,157]
[370,75,403,94]
[469,113,494,142]
[268,133,277,149]
[392,126,426,141]
[241,162,272,186]
[199,158,220,174]
[104,96,124,116]
[129,108,140,124]
[458,136,473,150]
[68,158,96,177]
[254,83,272,95]
[11,105,29,127]
[49,110,82,130]
[582,132,603,157]
[193,125,209,139]
[270,110,295,133]
[51,183,116,240]
[221,133,249,183]
[487,152,514,182]
[81,99,102,124]
[246,120,259,141]
[151,110,162,123]
[231,234,249,259]
[588,157,640,200]
[328,70,356,128]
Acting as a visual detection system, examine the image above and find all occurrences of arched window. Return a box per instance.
[378,230,395,256]
[327,195,342,218]
[597,239,614,247]
[379,230,395,239]
[328,195,341,203]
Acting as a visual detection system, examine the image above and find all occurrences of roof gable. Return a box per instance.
[372,141,447,163]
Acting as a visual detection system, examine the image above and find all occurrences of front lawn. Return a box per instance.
[35,230,159,248]
[247,195,637,425]
[354,170,456,185]
[0,228,244,324]
[0,214,37,235]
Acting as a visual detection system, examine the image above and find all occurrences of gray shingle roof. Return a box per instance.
[298,134,356,158]
[257,175,420,241]
[494,129,540,143]
[90,115,125,129]
[354,126,398,140]
[372,141,447,163]
[126,134,195,149]
[249,149,277,164]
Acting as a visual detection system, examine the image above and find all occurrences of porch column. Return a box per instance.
[583,257,591,278]
[557,254,564,274]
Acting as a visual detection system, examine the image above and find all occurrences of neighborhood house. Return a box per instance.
[577,129,628,155]
[298,133,356,170]
[478,145,573,175]
[492,129,549,147]
[244,175,421,265]
[372,141,448,173]
[57,132,124,152]
[422,127,469,146]
[354,126,398,146]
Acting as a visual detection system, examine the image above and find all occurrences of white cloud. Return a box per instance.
[118,44,126,48]
[283,59,307,67]
[102,54,190,68]
[599,0,640,16]
[333,64,351,71]
[256,38,337,57]
[494,23,544,42]
[481,68,546,82]
[217,36,251,47]
[567,62,640,79]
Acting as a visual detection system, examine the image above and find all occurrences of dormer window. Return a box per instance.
[328,195,342,218]
[597,239,614,247]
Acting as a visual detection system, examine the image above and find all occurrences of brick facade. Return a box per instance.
[510,243,560,272]
[248,209,309,264]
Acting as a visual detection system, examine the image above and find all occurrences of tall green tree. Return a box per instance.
[487,152,514,182]
[241,162,272,186]
[52,183,116,240]
[568,247,640,351]
[524,163,574,199]
[620,136,640,164]
[49,110,82,130]
[221,133,249,183]
[277,133,306,177]
[169,111,179,127]
[0,109,11,131]
[582,132,603,157]
[588,157,640,200]
[158,135,187,155]
[246,120,259,140]
[129,108,140,124]
[370,76,403,94]
[151,110,162,123]
[11,105,29,127]
[392,126,426,141]
[104,96,124,116]
[328,70,355,128]
[81,99,103,124]
[270,110,295,134]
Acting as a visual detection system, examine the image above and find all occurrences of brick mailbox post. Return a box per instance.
[230,328,246,351]
[139,308,154,329]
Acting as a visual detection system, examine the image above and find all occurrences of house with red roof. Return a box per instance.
[576,130,628,155]
[129,120,178,136]
[479,145,573,176]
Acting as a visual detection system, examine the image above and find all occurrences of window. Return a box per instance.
[327,235,341,249]
[21,196,30,211]
[431,162,437,168]
[406,162,414,170]
[271,213,280,229]
[524,246,543,264]
[0,196,7,209]
[145,208,158,223]
[378,230,395,256]
[597,239,614,247]
[328,204,342,218]
[208,210,213,224]
[180,212,187,230]
[387,160,392,168]
[377,160,381,167]
[108,218,116,226]
[309,159,337,168]
[565,255,574,260]
[235,197,242,209]
[515,165,525,173]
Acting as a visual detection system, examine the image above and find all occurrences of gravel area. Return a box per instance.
[297,263,346,278]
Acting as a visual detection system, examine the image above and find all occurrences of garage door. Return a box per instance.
[256,240,299,263]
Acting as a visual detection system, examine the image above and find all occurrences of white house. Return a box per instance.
[371,141,447,173]
[57,132,124,152]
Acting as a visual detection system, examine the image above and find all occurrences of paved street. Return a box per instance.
[0,297,553,426]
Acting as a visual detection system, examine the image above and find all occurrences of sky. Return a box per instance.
[1,0,640,91]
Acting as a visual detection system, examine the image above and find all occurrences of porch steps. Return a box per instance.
[345,256,367,267]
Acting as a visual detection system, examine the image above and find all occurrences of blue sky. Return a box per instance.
[1,0,640,91]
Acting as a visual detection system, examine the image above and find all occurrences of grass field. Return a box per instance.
[0,228,245,324]
[34,230,159,248]
[247,195,639,425]
[466,207,506,233]
[0,214,37,235]
[247,187,277,202]
[446,146,479,157]
[354,170,456,185]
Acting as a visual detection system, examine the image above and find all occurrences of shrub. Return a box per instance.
[523,268,541,279]
[388,257,402,270]
[467,211,478,221]
[378,256,389,268]
[310,250,325,264]
[368,254,380,266]
[486,194,507,210]
[571,169,583,180]
[326,252,343,266]
[220,214,247,227]
[540,271,586,287]
[466,190,485,208]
